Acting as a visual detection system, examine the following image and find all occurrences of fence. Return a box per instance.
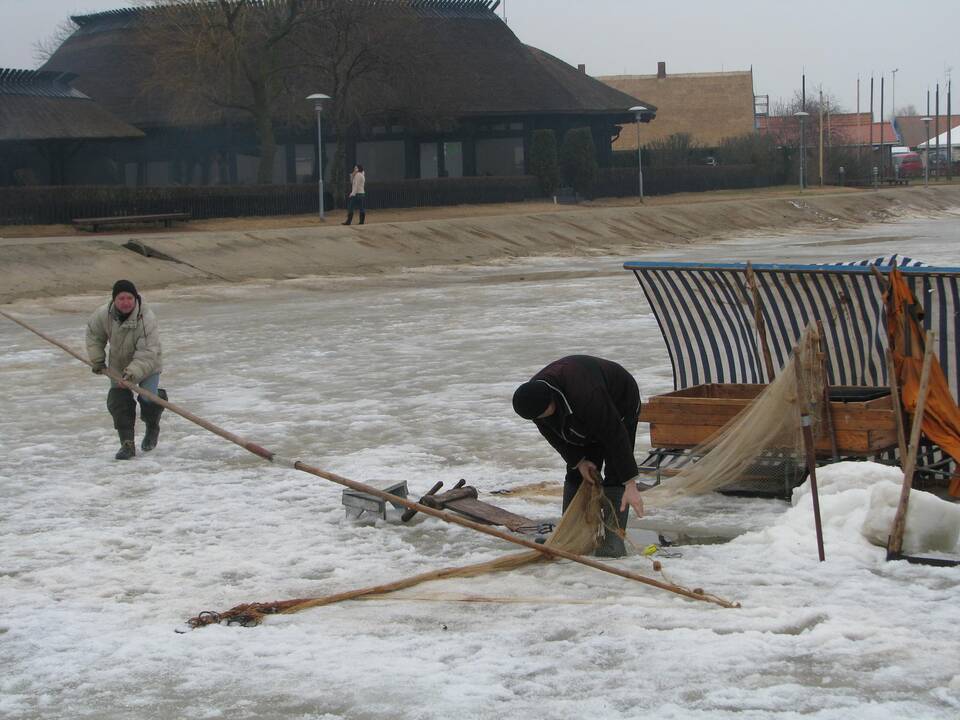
[593,165,789,198]
[1,166,790,225]
[0,176,542,225]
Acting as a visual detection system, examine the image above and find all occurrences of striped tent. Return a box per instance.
[623,256,960,400]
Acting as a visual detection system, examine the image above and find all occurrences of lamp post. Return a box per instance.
[306,93,331,220]
[794,111,810,191]
[922,116,932,187]
[629,105,650,201]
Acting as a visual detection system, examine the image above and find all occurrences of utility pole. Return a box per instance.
[891,68,899,120]
[857,77,862,161]
[819,88,825,186]
[870,77,875,170]
[880,76,886,179]
[948,77,953,182]
[936,83,941,178]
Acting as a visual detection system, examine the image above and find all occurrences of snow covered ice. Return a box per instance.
[2,216,960,719]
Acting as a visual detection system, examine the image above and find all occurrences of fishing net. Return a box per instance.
[642,323,827,506]
[185,481,609,628]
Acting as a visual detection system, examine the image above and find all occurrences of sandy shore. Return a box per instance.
[2,184,959,304]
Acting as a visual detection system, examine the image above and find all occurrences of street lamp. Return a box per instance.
[306,93,331,220]
[629,105,650,201]
[922,116,932,187]
[794,111,810,191]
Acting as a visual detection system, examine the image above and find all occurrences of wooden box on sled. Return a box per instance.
[639,383,898,457]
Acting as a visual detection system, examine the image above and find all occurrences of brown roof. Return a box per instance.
[597,68,756,149]
[758,113,897,147]
[42,3,645,128]
[896,115,960,148]
[0,68,143,141]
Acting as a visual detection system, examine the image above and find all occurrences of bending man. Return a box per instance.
[86,280,166,460]
[513,355,643,557]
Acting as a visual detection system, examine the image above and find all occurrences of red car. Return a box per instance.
[895,152,923,178]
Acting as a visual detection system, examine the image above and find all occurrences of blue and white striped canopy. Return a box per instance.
[624,256,960,397]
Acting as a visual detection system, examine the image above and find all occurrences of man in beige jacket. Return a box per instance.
[86,280,166,460]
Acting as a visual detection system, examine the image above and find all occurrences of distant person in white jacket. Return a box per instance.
[342,164,366,225]
[85,280,167,460]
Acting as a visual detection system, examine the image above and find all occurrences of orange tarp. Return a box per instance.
[885,268,960,496]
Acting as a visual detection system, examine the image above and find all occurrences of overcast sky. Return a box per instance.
[2,0,957,117]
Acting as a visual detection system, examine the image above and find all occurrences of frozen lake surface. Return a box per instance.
[2,214,960,719]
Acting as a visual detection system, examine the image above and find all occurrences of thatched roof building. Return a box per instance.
[0,68,143,142]
[598,63,755,150]
[42,3,645,130]
[31,1,653,186]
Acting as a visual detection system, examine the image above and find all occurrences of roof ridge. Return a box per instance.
[72,0,502,26]
[598,70,752,80]
[0,68,88,98]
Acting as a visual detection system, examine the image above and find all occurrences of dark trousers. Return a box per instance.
[561,417,638,557]
[561,414,639,512]
[344,193,366,224]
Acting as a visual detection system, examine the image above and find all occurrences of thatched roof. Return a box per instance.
[0,68,144,142]
[598,68,756,149]
[42,2,644,129]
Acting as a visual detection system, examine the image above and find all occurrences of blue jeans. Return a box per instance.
[111,372,160,400]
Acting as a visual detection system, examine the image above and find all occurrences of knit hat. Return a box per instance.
[112,279,139,302]
[512,381,554,420]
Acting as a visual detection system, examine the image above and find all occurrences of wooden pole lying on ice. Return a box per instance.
[887,331,935,559]
[0,309,740,610]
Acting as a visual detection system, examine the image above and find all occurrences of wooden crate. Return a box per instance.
[640,383,898,457]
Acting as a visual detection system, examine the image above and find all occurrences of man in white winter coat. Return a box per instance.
[86,279,166,460]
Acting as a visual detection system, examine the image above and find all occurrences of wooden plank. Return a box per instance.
[650,423,894,455]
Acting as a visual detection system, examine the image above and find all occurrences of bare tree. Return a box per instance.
[137,0,314,184]
[135,0,430,191]
[34,19,79,65]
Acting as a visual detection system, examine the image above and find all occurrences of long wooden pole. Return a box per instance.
[794,351,826,561]
[0,309,739,609]
[887,331,935,558]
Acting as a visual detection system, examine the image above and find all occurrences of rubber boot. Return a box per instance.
[359,210,365,225]
[139,389,167,452]
[595,483,630,558]
[342,210,353,226]
[107,387,136,460]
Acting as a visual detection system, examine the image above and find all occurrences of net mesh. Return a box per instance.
[642,324,826,506]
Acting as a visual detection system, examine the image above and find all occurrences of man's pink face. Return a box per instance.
[114,292,136,314]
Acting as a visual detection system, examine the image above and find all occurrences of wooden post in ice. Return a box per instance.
[887,331,935,559]
[794,342,826,562]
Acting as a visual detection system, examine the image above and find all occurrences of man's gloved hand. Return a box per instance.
[91,361,106,374]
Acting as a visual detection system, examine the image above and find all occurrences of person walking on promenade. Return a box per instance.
[512,355,643,557]
[342,164,366,225]
[86,280,167,460]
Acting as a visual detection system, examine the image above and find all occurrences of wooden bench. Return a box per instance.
[882,177,910,186]
[72,212,191,233]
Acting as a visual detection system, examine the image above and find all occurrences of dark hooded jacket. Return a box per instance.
[529,355,640,485]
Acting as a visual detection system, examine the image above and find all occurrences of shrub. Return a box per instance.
[559,127,598,196]
[529,129,559,196]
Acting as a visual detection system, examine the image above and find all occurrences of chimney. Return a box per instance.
[657,61,666,79]
[577,63,586,74]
